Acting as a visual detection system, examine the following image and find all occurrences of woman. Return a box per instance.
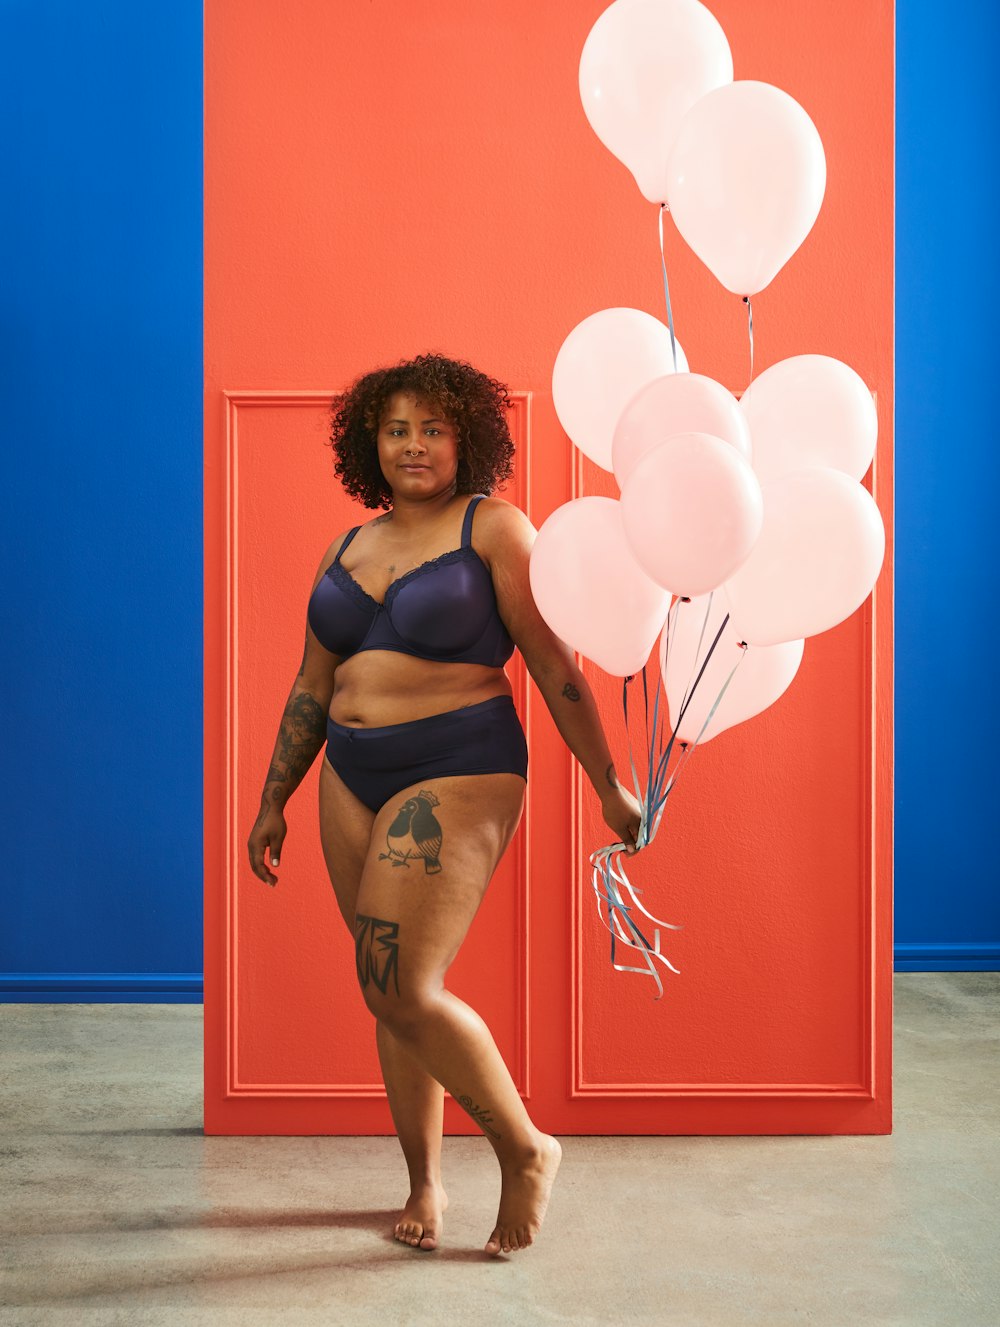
[247,352,642,1257]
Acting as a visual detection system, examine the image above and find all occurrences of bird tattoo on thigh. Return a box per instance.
[379,789,443,874]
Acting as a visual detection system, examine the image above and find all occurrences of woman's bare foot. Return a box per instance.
[485,1134,562,1255]
[394,1181,448,1251]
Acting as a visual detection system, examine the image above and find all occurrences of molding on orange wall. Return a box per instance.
[567,399,889,1103]
[216,389,534,1103]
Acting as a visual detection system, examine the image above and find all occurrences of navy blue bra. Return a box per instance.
[307,494,515,667]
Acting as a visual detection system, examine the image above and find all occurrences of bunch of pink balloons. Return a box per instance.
[528,0,886,747]
[578,0,826,295]
[534,338,885,741]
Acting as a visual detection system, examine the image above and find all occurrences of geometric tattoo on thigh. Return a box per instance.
[354,913,400,996]
[379,788,443,874]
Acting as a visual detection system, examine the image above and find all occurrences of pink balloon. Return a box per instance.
[722,468,886,646]
[620,433,764,596]
[579,0,733,204]
[740,354,878,485]
[665,81,826,295]
[612,372,751,487]
[659,592,804,744]
[552,307,688,472]
[528,497,670,676]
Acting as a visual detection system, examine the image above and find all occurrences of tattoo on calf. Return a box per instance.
[561,682,581,702]
[605,763,618,790]
[379,789,443,874]
[457,1094,501,1140]
[355,914,400,996]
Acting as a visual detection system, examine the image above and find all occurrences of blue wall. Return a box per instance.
[1,1,203,999]
[0,2,995,998]
[894,2,1000,969]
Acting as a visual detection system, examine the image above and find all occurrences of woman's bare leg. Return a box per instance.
[318,757,448,1248]
[374,1021,448,1248]
[356,772,562,1256]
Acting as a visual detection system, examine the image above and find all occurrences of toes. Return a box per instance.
[396,1218,440,1250]
[485,1226,503,1256]
[417,1219,439,1251]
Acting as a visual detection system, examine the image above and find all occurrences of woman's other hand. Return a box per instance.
[600,784,643,854]
[248,808,287,886]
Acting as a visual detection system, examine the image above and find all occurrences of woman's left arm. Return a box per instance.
[480,500,643,852]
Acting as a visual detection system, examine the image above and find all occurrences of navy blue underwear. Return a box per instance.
[323,694,528,814]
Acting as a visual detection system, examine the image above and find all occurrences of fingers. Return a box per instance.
[247,833,280,887]
[624,818,640,855]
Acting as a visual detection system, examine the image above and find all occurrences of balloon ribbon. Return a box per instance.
[658,203,679,373]
[587,595,750,999]
[742,295,754,390]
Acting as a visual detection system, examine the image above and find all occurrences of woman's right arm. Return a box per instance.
[246,538,345,886]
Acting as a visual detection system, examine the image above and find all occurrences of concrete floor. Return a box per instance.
[1,974,997,1327]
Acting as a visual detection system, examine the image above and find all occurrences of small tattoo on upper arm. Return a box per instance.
[561,682,580,702]
[379,789,443,874]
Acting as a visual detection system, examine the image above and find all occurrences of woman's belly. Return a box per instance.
[328,651,513,727]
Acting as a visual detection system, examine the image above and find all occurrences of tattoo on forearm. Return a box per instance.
[561,682,581,702]
[379,789,443,874]
[256,689,326,820]
[355,914,400,996]
[605,763,618,790]
[457,1093,501,1140]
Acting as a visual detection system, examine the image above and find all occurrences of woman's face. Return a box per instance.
[377,391,460,499]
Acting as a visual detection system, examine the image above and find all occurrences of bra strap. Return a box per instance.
[461,494,485,547]
[334,526,361,562]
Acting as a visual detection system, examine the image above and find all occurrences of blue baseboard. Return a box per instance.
[2,949,999,1001]
[893,942,1000,971]
[0,973,204,1002]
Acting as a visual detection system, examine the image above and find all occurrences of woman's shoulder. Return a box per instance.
[468,494,536,562]
[309,518,371,588]
[470,493,533,530]
[321,508,389,557]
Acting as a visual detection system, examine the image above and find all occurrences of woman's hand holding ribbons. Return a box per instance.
[600,784,643,855]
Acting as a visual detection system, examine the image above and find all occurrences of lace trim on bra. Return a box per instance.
[326,546,484,613]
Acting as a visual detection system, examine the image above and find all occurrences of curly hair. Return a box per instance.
[327,352,515,509]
